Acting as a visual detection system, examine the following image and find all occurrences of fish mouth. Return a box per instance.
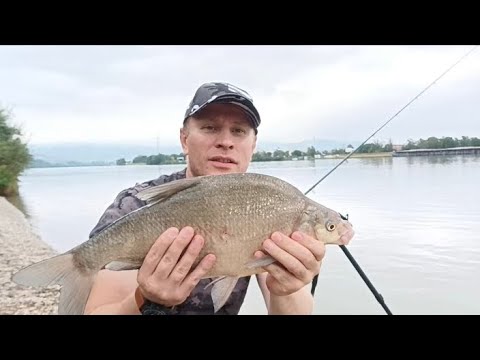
[339,227,355,245]
[209,156,238,166]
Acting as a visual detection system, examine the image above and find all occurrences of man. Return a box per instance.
[84,82,325,315]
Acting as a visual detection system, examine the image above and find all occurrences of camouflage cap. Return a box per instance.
[184,82,261,133]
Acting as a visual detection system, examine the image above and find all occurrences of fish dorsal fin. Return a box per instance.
[135,177,202,204]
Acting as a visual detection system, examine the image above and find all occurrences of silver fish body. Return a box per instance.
[12,172,354,315]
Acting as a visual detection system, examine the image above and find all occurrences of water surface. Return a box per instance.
[14,155,480,315]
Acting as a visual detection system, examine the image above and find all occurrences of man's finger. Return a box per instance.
[270,232,318,271]
[254,250,267,258]
[263,237,308,281]
[140,227,178,278]
[181,254,216,294]
[291,231,326,262]
[154,226,196,280]
[169,234,205,283]
[263,262,297,287]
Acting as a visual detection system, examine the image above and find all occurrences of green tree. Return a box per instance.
[291,150,303,158]
[471,137,480,146]
[403,139,417,150]
[116,158,126,165]
[306,146,316,158]
[441,136,455,149]
[132,155,148,164]
[384,139,393,152]
[273,149,286,160]
[460,136,471,147]
[0,108,32,196]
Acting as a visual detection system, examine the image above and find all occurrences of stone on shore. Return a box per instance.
[0,197,60,315]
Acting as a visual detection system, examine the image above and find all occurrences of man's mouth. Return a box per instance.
[209,156,237,164]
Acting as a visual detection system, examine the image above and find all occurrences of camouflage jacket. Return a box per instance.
[89,168,251,315]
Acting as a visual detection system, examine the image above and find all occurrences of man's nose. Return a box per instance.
[215,130,234,149]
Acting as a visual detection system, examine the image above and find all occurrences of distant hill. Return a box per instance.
[29,143,183,164]
[28,158,114,168]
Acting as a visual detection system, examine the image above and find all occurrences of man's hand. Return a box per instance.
[255,231,325,296]
[136,226,216,307]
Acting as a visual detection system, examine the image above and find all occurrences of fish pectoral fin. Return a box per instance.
[210,276,239,313]
[135,177,203,204]
[245,255,276,269]
[104,260,143,271]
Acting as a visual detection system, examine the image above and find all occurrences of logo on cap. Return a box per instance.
[225,83,253,101]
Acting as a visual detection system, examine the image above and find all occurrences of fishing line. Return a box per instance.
[307,45,478,314]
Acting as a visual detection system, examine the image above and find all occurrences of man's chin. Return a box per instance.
[189,164,245,177]
[208,168,239,176]
[206,164,242,176]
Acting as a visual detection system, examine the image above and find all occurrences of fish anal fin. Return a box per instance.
[204,276,227,290]
[210,276,239,313]
[135,177,202,204]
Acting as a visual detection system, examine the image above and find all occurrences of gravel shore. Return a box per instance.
[0,196,60,315]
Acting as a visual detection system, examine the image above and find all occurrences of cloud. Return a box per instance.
[0,45,478,147]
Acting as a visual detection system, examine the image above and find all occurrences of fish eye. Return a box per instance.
[326,222,336,232]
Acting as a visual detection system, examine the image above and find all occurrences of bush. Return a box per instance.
[0,108,32,196]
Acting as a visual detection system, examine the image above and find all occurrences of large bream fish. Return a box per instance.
[12,172,355,315]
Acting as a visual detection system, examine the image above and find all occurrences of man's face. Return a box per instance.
[180,103,257,178]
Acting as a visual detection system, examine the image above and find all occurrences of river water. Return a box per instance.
[12,155,480,315]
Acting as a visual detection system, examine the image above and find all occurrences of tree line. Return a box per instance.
[117,136,480,164]
[116,153,185,165]
[402,136,480,150]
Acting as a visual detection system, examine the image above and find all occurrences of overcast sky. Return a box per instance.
[0,45,478,148]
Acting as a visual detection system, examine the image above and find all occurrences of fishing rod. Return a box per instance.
[306,45,478,315]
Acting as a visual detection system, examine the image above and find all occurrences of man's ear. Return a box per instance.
[180,126,189,156]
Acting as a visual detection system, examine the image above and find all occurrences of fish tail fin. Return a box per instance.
[12,253,95,315]
[57,269,95,315]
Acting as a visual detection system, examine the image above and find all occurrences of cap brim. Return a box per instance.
[189,94,261,129]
